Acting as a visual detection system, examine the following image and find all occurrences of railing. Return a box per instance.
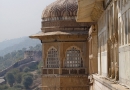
[42,68,86,75]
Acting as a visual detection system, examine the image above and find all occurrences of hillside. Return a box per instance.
[0,44,42,71]
[0,38,25,51]
[0,37,41,56]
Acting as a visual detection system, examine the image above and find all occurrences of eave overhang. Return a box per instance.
[77,0,104,22]
[29,31,88,39]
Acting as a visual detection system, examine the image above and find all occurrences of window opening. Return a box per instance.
[65,47,83,68]
[47,47,59,68]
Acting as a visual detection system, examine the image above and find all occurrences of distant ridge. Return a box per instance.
[0,37,41,56]
[0,37,25,50]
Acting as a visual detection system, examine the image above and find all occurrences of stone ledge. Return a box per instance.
[92,74,130,90]
[119,45,130,52]
[41,74,88,77]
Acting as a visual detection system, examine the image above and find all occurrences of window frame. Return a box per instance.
[64,46,83,68]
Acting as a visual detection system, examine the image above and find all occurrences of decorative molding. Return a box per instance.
[42,0,78,19]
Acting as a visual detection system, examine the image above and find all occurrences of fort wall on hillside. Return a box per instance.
[0,51,42,77]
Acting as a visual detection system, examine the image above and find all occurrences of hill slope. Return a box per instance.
[0,37,41,56]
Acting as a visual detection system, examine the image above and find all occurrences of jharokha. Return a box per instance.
[30,0,130,90]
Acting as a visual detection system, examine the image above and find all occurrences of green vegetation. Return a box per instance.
[23,67,30,73]
[23,75,33,89]
[0,44,42,71]
[0,43,42,90]
[6,72,15,87]
[0,85,8,90]
[1,61,42,90]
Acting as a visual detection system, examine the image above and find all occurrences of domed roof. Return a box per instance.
[42,0,78,19]
[30,0,90,39]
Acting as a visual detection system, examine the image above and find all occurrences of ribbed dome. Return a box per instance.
[42,0,78,20]
[41,0,89,33]
[30,0,90,39]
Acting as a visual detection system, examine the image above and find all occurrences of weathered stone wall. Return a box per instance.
[91,79,111,90]
[43,41,88,69]
[118,0,130,86]
[41,33,89,89]
[24,51,42,61]
[42,75,89,90]
[97,11,108,77]
[90,75,129,90]
[119,46,130,86]
[0,58,33,77]
[93,0,130,89]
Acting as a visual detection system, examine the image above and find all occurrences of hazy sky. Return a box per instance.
[0,0,55,42]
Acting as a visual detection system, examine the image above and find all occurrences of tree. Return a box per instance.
[0,85,8,90]
[6,72,15,87]
[22,76,33,89]
[10,68,20,75]
[22,73,33,78]
[13,84,24,89]
[23,67,30,73]
[9,69,22,84]
[15,73,22,84]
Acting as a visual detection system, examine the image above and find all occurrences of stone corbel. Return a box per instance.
[92,24,97,32]
[89,24,97,36]
[88,75,94,85]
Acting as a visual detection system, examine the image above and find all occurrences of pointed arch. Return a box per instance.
[64,46,83,68]
[47,46,59,68]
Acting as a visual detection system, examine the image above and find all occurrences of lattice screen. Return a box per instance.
[65,47,83,68]
[47,47,59,68]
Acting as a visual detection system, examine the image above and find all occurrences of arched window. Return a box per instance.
[47,47,59,68]
[64,47,83,68]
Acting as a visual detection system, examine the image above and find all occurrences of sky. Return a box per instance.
[0,0,55,42]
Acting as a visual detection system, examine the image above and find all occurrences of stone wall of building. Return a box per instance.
[93,0,130,89]
[40,34,89,90]
[77,0,130,89]
[97,11,108,77]
[42,76,89,90]
[119,46,130,86]
[43,41,88,71]
[118,1,130,86]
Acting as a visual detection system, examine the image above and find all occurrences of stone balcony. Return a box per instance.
[42,68,86,75]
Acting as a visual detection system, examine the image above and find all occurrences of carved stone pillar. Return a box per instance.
[108,35,119,80]
[59,43,63,74]
[114,37,119,80]
[107,39,111,77]
[110,38,115,79]
[115,62,119,80]
[43,44,46,68]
